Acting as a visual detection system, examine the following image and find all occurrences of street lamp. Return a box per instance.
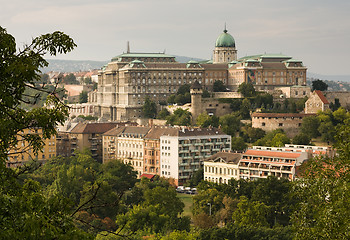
[207,203,212,216]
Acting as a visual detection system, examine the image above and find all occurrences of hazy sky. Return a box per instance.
[1,0,350,75]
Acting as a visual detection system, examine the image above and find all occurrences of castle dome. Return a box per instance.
[215,29,235,48]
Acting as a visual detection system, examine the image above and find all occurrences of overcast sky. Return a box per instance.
[1,0,350,75]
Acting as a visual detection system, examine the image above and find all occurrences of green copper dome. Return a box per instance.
[215,29,235,48]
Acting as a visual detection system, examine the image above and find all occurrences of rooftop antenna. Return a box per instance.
[127,41,130,53]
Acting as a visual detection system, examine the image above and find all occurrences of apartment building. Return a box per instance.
[143,126,178,176]
[239,149,309,181]
[103,126,150,177]
[63,122,120,162]
[7,128,56,167]
[160,127,231,185]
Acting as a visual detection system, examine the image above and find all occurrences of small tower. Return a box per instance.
[190,80,203,122]
[213,26,237,64]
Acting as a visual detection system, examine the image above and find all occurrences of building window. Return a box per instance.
[279,123,283,127]
[262,122,266,126]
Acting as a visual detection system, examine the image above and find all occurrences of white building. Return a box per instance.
[204,152,241,184]
[159,127,231,185]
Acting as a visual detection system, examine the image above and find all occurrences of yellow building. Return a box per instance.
[7,128,56,167]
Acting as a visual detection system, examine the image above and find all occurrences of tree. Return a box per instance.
[231,137,247,151]
[292,133,311,145]
[79,90,88,103]
[240,98,251,119]
[157,108,170,119]
[300,116,320,138]
[166,109,192,126]
[142,96,157,118]
[0,27,92,238]
[312,79,328,91]
[196,112,219,128]
[238,82,256,98]
[202,89,211,98]
[64,73,79,84]
[213,80,226,92]
[292,120,350,239]
[232,196,270,227]
[219,113,241,136]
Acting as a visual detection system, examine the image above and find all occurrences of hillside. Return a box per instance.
[42,55,206,73]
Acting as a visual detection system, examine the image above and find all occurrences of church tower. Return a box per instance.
[213,26,237,64]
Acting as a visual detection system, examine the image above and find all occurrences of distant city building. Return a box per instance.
[87,28,307,121]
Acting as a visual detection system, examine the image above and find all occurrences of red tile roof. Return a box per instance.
[140,174,155,179]
[314,90,329,104]
[244,149,301,159]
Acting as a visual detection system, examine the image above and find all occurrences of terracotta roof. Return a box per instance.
[71,122,120,134]
[205,152,242,164]
[243,149,301,159]
[251,112,315,118]
[314,90,329,104]
[140,174,156,179]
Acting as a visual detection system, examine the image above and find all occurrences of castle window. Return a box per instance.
[279,123,283,127]
[262,122,266,126]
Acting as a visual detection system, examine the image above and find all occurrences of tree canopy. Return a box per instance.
[312,79,328,91]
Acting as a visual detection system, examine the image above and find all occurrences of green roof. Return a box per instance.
[239,54,292,61]
[215,29,235,48]
[111,53,175,62]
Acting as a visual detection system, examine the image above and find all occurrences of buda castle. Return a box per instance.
[87,28,307,121]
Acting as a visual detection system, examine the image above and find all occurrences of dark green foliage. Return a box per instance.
[0,27,93,238]
[142,96,157,118]
[254,129,290,147]
[231,137,248,151]
[166,109,192,126]
[202,89,211,98]
[157,108,170,119]
[64,73,79,84]
[115,180,190,235]
[254,93,273,109]
[292,133,311,145]
[238,82,256,98]
[219,113,241,136]
[196,112,219,128]
[240,98,251,119]
[198,225,293,240]
[241,126,266,143]
[312,79,328,91]
[187,168,204,187]
[213,80,226,92]
[79,90,88,103]
[167,84,191,105]
[329,98,341,111]
[301,116,320,138]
